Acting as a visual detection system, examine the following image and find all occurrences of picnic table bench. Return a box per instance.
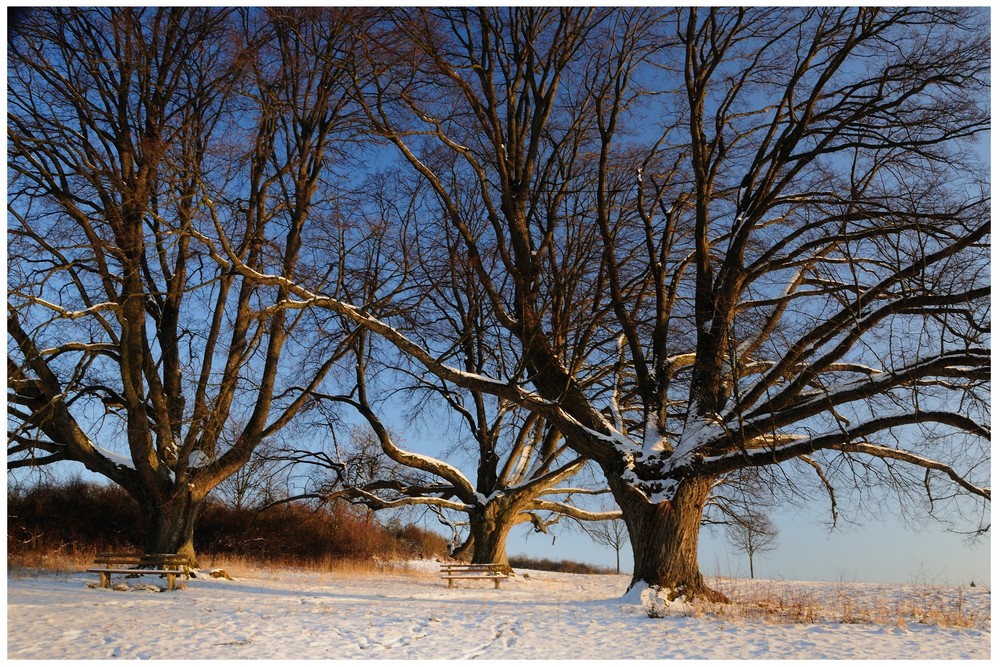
[439,563,508,589]
[88,552,191,591]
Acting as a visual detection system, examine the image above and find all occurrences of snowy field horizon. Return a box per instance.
[6,559,989,660]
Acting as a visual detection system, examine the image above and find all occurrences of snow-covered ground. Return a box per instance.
[6,560,990,660]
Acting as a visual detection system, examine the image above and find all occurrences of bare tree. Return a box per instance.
[7,7,362,561]
[212,436,290,511]
[270,326,617,571]
[723,511,779,579]
[582,517,630,574]
[350,8,987,599]
[249,171,620,570]
[91,7,989,602]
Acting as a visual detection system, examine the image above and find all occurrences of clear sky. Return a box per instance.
[503,502,990,587]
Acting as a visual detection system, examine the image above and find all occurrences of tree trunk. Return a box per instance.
[138,488,205,567]
[614,476,728,603]
[467,501,521,573]
[450,534,474,562]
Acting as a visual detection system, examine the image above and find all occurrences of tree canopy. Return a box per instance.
[8,7,989,597]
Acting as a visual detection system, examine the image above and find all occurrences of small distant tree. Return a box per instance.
[582,517,629,574]
[724,511,779,579]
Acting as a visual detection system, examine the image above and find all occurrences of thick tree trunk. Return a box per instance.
[467,501,521,573]
[614,476,728,603]
[139,489,205,567]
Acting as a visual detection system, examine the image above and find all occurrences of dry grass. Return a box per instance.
[7,546,414,582]
[7,547,95,575]
[192,552,417,579]
[663,577,991,630]
[698,578,822,625]
[8,480,450,576]
[509,555,615,575]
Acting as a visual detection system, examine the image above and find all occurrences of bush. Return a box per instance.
[508,555,615,575]
[7,478,142,556]
[7,479,449,568]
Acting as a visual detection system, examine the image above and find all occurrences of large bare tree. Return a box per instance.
[7,7,361,562]
[21,7,987,603]
[350,197,616,567]
[258,165,619,569]
[205,7,988,601]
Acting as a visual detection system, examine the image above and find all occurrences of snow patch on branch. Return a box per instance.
[188,450,212,467]
[641,419,668,455]
[670,418,723,465]
[92,444,135,471]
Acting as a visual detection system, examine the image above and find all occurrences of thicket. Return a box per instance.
[508,556,615,575]
[8,479,622,576]
[7,479,449,567]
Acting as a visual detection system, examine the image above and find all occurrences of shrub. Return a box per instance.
[7,477,142,557]
[7,480,449,569]
[508,555,615,575]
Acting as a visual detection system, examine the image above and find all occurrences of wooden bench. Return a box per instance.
[439,563,508,589]
[88,552,191,591]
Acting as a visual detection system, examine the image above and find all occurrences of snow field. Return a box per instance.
[6,561,989,660]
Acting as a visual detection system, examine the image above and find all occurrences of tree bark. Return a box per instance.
[466,501,523,573]
[137,488,205,567]
[614,476,728,603]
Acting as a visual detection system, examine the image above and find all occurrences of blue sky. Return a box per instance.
[504,502,990,586]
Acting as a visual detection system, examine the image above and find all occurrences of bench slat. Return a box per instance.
[88,568,181,575]
[95,556,187,563]
[439,563,507,589]
[88,552,190,591]
[96,552,183,558]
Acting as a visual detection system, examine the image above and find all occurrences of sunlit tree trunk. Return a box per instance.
[467,501,524,573]
[612,477,726,602]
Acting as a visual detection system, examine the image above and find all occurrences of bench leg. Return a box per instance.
[99,572,110,588]
[494,578,501,589]
[166,573,176,591]
[448,578,454,589]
